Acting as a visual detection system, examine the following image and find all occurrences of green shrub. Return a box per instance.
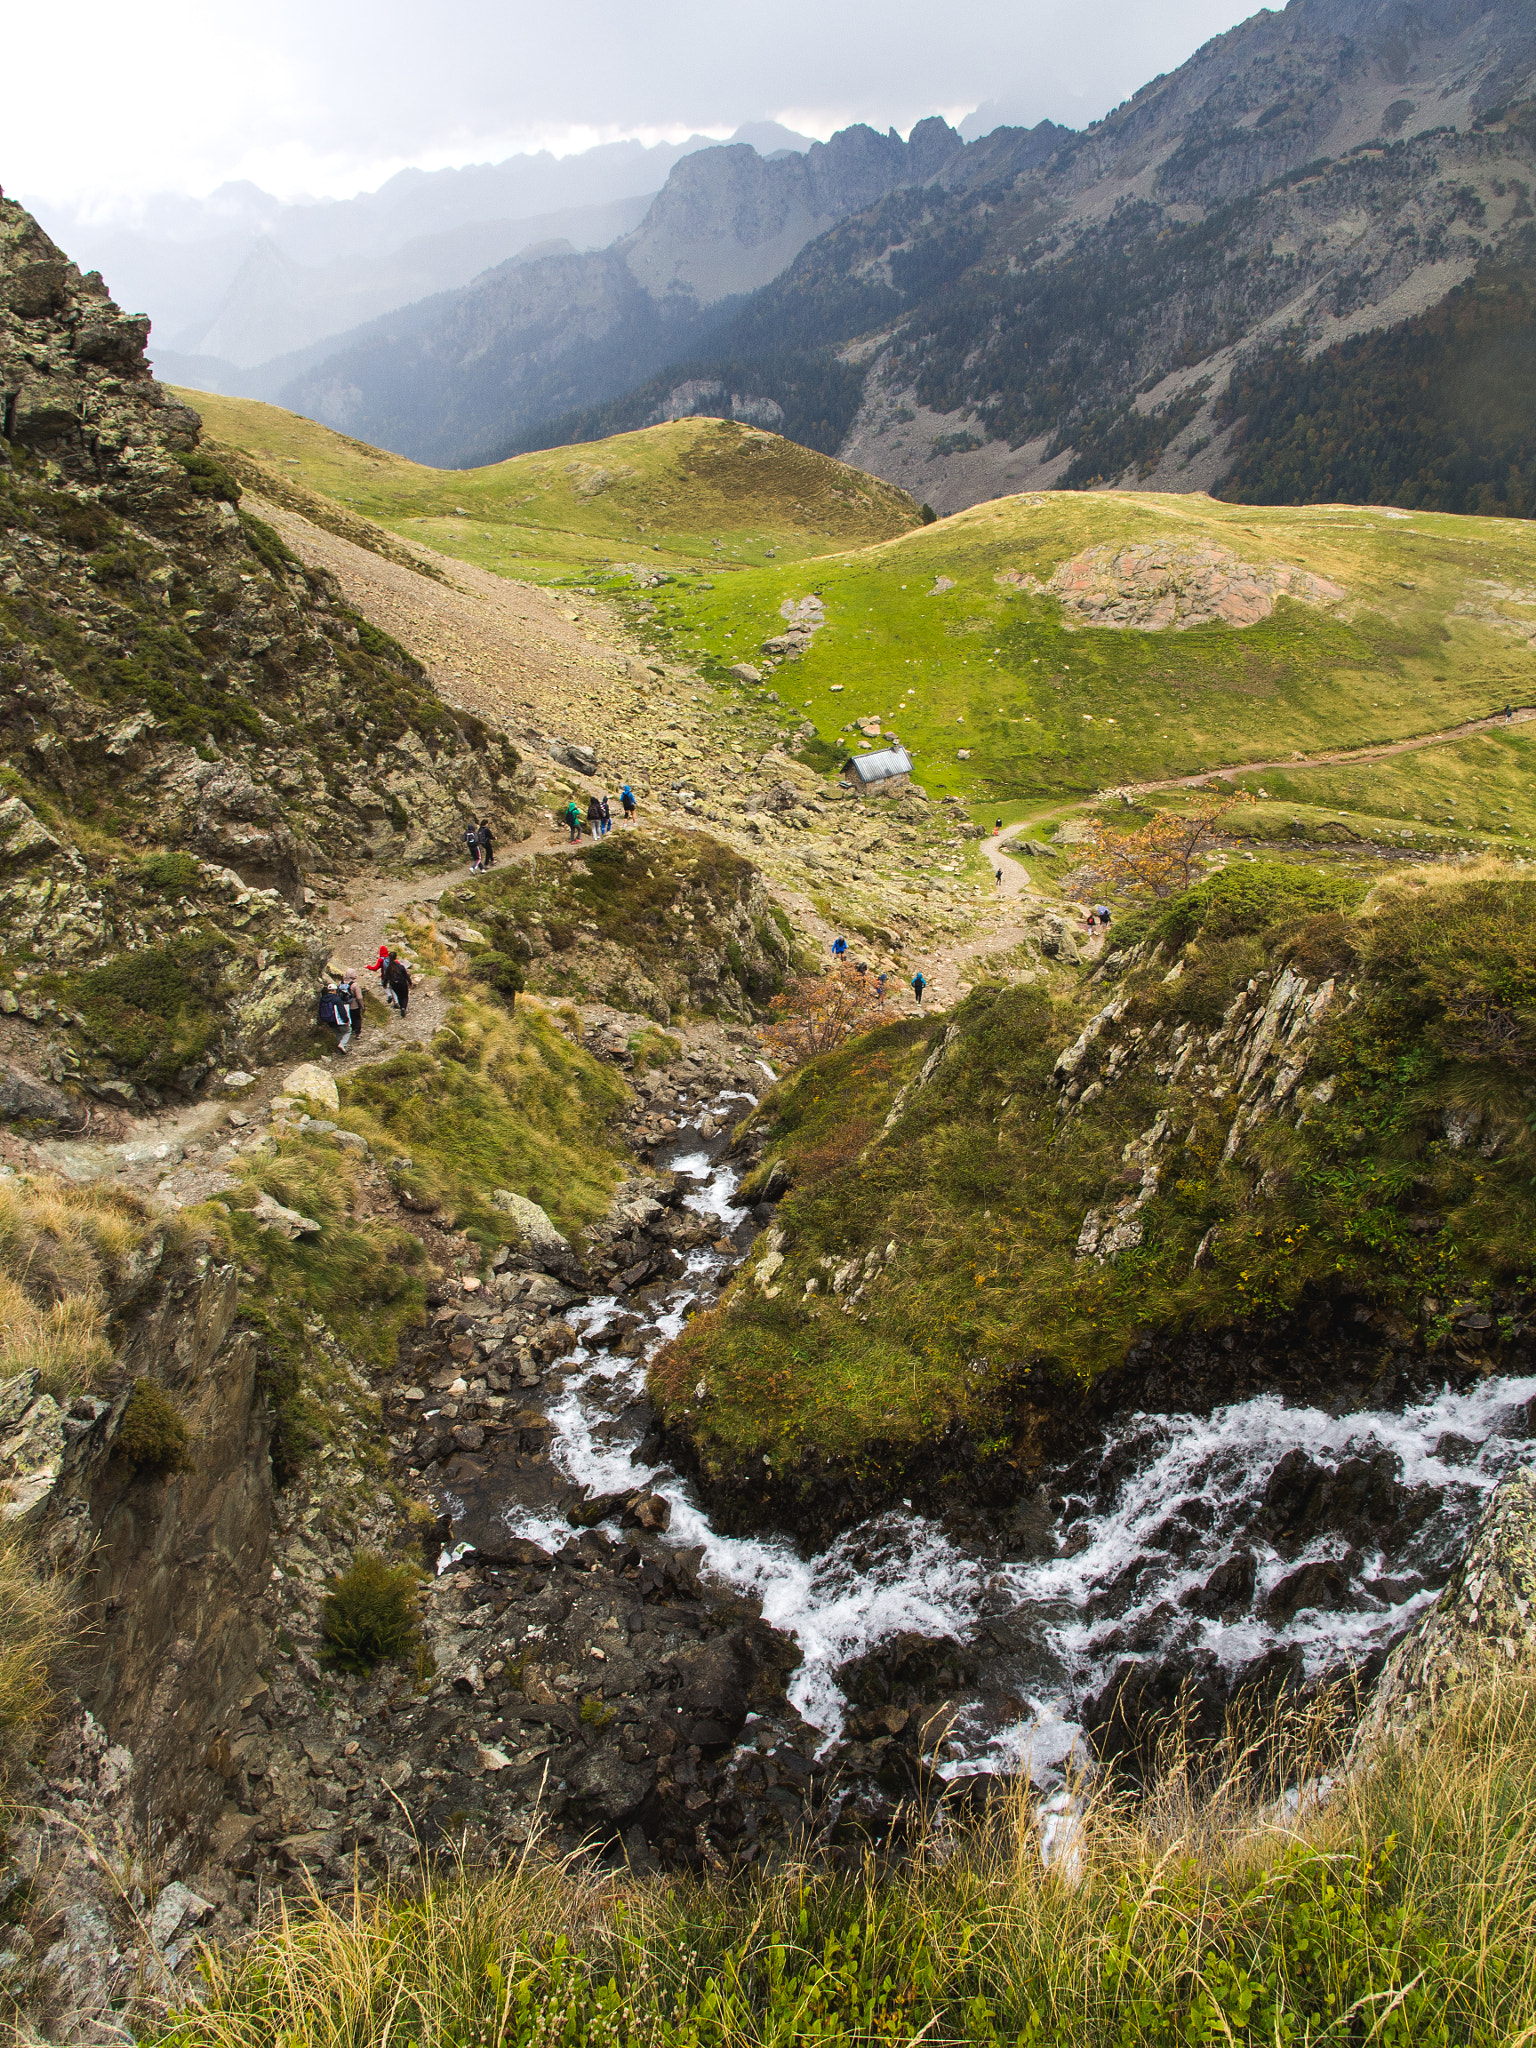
[131,851,202,893]
[174,451,242,504]
[115,1379,193,1474]
[321,1553,420,1674]
[467,949,525,998]
[1153,861,1367,948]
[237,510,297,579]
[56,939,225,1087]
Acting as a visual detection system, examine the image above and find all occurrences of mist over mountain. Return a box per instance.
[29,125,813,383]
[263,116,983,465]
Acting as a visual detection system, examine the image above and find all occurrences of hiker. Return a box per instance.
[621,785,636,820]
[383,951,412,1018]
[587,794,603,837]
[565,799,582,843]
[831,935,847,960]
[911,970,927,1004]
[995,817,1003,835]
[476,818,494,869]
[464,822,481,871]
[876,972,888,997]
[320,971,362,1054]
[1096,904,1112,929]
[995,868,1003,889]
[317,977,350,1050]
[600,793,613,836]
[367,943,394,1005]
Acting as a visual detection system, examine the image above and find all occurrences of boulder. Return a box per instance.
[1360,1463,1536,1747]
[0,1060,77,1129]
[492,1190,569,1258]
[282,1062,339,1112]
[250,1191,322,1239]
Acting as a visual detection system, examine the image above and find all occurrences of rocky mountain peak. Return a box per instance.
[0,192,199,504]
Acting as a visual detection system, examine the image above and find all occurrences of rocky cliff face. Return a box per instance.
[623,120,964,305]
[0,192,529,1099]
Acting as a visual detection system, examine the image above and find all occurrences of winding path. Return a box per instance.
[1133,702,1536,796]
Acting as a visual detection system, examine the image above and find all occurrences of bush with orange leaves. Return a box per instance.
[1081,791,1254,899]
[760,963,890,1066]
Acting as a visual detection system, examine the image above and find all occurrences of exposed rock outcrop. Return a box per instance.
[1359,1458,1536,1746]
[0,190,531,1100]
[1000,542,1347,631]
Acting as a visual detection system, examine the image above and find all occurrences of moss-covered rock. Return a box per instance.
[442,826,791,1023]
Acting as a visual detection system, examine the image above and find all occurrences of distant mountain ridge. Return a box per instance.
[427,0,1536,513]
[269,117,987,465]
[30,126,813,379]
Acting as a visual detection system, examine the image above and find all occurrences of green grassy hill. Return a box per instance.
[175,394,1536,855]
[621,487,1536,837]
[174,392,923,581]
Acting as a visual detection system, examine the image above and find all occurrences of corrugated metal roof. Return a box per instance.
[847,746,913,784]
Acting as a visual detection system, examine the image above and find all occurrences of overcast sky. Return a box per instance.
[12,0,1269,211]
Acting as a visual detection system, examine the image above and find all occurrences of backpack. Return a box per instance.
[385,959,412,995]
[317,989,346,1028]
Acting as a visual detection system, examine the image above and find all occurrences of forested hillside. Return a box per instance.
[1218,243,1536,515]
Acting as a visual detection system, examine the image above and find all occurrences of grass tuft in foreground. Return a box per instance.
[157,1675,1536,2046]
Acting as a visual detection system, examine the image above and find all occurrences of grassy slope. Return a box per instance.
[657,864,1536,1474]
[172,398,1536,855]
[622,491,1536,822]
[161,1677,1536,2048]
[174,393,922,581]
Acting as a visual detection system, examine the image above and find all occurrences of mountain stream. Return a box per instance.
[489,1091,1536,1784]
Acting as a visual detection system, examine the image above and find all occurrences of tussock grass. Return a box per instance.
[0,1524,70,1783]
[157,1676,1536,2046]
[338,992,629,1245]
[0,1175,154,1402]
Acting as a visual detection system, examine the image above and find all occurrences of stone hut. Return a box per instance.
[842,745,913,797]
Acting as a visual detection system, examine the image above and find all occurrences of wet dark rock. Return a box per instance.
[1180,1549,1257,1620]
[1261,1449,1428,1555]
[567,1489,633,1530]
[1262,1557,1360,1623]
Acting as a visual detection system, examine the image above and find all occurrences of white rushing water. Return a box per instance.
[501,1099,1536,1770]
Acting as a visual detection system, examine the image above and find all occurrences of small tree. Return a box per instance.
[1082,792,1252,899]
[761,964,889,1066]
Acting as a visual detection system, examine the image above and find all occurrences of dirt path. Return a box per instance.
[1133,703,1536,796]
[256,492,1536,1027]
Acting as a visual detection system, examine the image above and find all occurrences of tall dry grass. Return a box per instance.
[153,1674,1536,2046]
[0,1174,152,1401]
[0,1525,70,1783]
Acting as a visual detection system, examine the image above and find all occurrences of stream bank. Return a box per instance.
[407,1075,1536,1864]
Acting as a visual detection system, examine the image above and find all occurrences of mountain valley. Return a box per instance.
[4,139,1536,2046]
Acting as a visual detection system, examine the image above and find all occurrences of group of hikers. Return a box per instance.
[831,934,926,1005]
[464,819,496,872]
[561,786,636,842]
[316,945,413,1055]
